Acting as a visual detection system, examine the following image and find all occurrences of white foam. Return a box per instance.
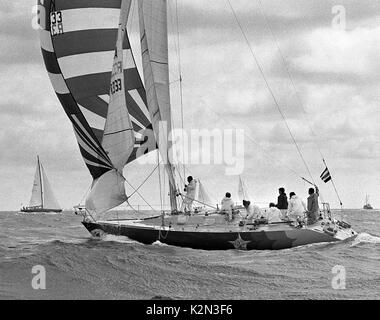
[101,234,139,245]
[152,240,169,247]
[351,233,380,246]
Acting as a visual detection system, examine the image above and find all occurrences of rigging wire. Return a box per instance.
[255,0,346,206]
[124,177,157,212]
[201,102,302,178]
[157,150,164,214]
[226,0,315,185]
[256,0,325,163]
[128,162,161,198]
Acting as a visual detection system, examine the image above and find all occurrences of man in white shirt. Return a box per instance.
[220,192,235,221]
[243,200,262,220]
[288,192,306,223]
[267,203,283,223]
[181,176,197,213]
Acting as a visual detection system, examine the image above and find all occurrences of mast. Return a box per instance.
[38,156,43,208]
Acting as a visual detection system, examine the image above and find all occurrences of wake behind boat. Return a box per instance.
[20,156,62,214]
[39,0,357,250]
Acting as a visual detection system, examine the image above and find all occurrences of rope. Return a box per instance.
[256,0,350,207]
[128,162,161,198]
[257,0,325,161]
[124,178,157,213]
[323,159,343,209]
[226,0,315,184]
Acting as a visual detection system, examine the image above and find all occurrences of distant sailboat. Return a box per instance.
[21,156,62,213]
[363,195,373,210]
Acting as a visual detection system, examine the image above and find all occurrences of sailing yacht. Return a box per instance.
[363,195,373,210]
[21,156,62,213]
[38,0,357,250]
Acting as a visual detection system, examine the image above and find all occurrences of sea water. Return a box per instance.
[0,209,379,300]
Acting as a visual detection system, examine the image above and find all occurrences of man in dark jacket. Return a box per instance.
[276,187,288,220]
[306,186,319,225]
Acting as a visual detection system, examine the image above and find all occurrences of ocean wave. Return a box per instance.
[350,232,380,246]
[152,240,169,247]
[97,234,140,245]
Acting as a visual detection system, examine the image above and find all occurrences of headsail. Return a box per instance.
[29,156,43,207]
[138,0,178,210]
[196,180,216,208]
[38,0,157,182]
[85,169,127,215]
[85,0,135,215]
[102,0,135,171]
[40,163,61,210]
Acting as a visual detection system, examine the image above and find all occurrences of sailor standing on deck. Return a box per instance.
[276,188,288,220]
[306,187,319,225]
[288,192,307,223]
[220,192,235,221]
[181,176,197,214]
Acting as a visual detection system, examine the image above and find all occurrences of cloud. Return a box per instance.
[1,0,380,209]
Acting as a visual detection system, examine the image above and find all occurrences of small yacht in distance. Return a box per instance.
[20,156,62,213]
[363,194,373,210]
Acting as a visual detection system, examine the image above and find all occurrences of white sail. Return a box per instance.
[238,175,251,202]
[102,0,135,171]
[197,180,216,208]
[138,0,178,210]
[29,159,43,207]
[85,0,134,215]
[85,169,127,215]
[40,164,61,210]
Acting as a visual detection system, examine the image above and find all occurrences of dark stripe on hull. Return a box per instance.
[21,208,62,213]
[82,222,341,251]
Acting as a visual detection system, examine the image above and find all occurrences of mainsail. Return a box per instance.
[138,0,178,211]
[29,157,43,207]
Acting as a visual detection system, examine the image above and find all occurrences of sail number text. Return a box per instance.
[110,79,122,94]
[51,11,64,36]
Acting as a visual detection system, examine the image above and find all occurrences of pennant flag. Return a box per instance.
[320,167,332,183]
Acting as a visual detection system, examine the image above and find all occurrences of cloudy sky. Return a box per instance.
[1,0,380,211]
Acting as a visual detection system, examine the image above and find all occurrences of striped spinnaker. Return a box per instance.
[38,0,156,180]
